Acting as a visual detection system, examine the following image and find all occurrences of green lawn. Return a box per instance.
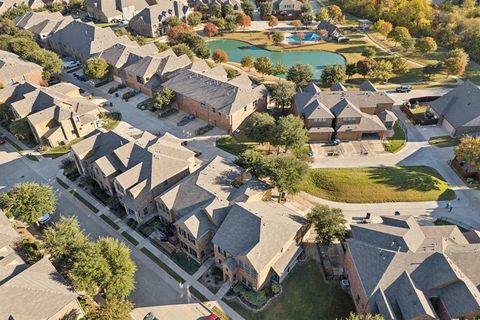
[384,123,406,153]
[171,251,200,275]
[121,231,139,246]
[99,214,120,230]
[428,136,459,148]
[225,261,354,320]
[56,177,69,189]
[216,136,254,156]
[100,111,122,131]
[299,166,456,203]
[40,137,83,158]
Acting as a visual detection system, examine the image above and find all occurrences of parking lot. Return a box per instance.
[310,139,387,160]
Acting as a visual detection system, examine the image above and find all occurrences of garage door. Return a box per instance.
[361,132,381,140]
[337,132,360,140]
[308,132,332,142]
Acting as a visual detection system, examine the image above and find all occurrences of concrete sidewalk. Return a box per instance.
[55,172,244,320]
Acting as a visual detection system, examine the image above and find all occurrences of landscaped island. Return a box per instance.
[300,166,456,203]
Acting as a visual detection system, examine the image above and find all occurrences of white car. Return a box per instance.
[64,60,81,69]
[37,213,52,226]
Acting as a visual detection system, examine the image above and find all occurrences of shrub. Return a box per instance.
[271,283,281,294]
[60,158,80,181]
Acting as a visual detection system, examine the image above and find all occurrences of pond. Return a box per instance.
[206,39,345,79]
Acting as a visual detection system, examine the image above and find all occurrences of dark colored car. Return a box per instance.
[0,137,6,145]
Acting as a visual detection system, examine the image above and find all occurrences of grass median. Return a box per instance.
[299,166,456,203]
[70,190,99,213]
[56,177,69,189]
[121,231,139,246]
[99,214,120,230]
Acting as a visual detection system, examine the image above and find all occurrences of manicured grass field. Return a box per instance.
[428,136,459,148]
[384,123,406,153]
[171,251,200,275]
[225,261,354,320]
[299,166,456,203]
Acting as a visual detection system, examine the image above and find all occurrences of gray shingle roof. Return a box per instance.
[163,66,267,116]
[0,50,42,83]
[330,82,347,92]
[359,79,378,92]
[211,201,304,272]
[428,80,480,129]
[348,215,480,319]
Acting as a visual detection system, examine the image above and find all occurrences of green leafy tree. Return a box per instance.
[8,118,33,142]
[97,238,137,299]
[165,16,183,27]
[254,56,273,75]
[361,47,376,58]
[388,26,411,47]
[212,49,228,63]
[84,58,109,80]
[172,43,194,59]
[271,30,284,45]
[210,17,225,29]
[225,20,238,32]
[275,114,308,152]
[9,37,40,57]
[225,67,240,79]
[263,155,308,202]
[198,3,209,18]
[241,0,256,16]
[301,12,314,26]
[245,112,276,144]
[415,36,437,53]
[287,63,313,88]
[390,57,408,74]
[373,19,392,40]
[371,59,393,82]
[212,4,222,17]
[3,3,32,20]
[0,182,56,223]
[241,55,255,70]
[236,150,265,176]
[400,36,415,50]
[90,299,133,320]
[45,2,64,12]
[423,62,444,79]
[260,2,273,17]
[43,216,88,269]
[444,48,469,76]
[455,136,480,169]
[67,0,85,13]
[273,63,288,76]
[222,4,234,17]
[321,64,346,86]
[70,242,111,297]
[307,205,346,244]
[270,80,296,110]
[315,8,329,22]
[346,63,357,79]
[153,87,175,110]
[187,12,202,26]
[34,49,63,80]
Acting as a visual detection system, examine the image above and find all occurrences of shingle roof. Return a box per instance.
[359,79,378,92]
[94,42,157,69]
[211,201,305,272]
[164,66,267,116]
[317,20,339,33]
[347,215,480,319]
[123,49,191,78]
[428,80,480,129]
[13,11,73,37]
[0,50,42,83]
[330,82,347,91]
[130,1,190,26]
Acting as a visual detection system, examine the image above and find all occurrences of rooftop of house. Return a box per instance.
[78,131,196,209]
[428,80,480,129]
[13,11,73,36]
[93,42,158,69]
[87,0,150,19]
[295,82,394,121]
[0,50,43,83]
[130,303,212,320]
[157,156,269,238]
[211,201,306,272]
[48,20,137,60]
[9,82,98,123]
[359,79,379,92]
[130,0,191,25]
[122,48,191,78]
[164,64,267,116]
[347,215,480,319]
[317,20,340,33]
[0,210,79,320]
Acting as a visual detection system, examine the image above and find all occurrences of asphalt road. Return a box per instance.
[0,143,188,308]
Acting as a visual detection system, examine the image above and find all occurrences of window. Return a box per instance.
[143,207,149,215]
[244,106,247,112]
[239,260,244,270]
[201,250,205,258]
[187,234,196,245]
[189,248,197,258]
[253,100,258,107]
[212,108,216,112]
[200,102,207,108]
[217,246,221,253]
[342,117,358,124]
[314,118,328,125]
[179,228,187,237]
[181,241,188,250]
[158,202,169,214]
[128,208,135,216]
[163,180,169,186]
[251,268,257,277]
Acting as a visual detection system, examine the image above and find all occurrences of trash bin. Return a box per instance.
[115,93,119,98]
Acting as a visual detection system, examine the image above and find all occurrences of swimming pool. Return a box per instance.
[287,32,322,42]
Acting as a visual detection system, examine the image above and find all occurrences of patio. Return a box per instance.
[199,265,225,294]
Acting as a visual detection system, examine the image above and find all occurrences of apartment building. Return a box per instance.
[0,50,43,87]
[345,215,480,319]
[294,82,396,141]
[71,130,198,222]
[8,82,100,147]
[86,0,151,22]
[13,11,73,42]
[164,61,268,133]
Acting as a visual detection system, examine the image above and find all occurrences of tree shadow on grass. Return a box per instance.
[368,166,441,193]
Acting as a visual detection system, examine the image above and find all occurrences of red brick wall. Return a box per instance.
[344,248,371,314]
